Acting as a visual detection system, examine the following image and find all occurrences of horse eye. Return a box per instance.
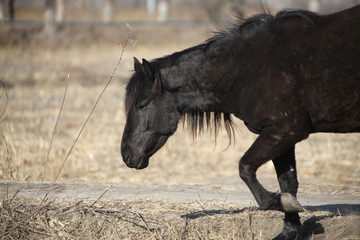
[136,99,151,109]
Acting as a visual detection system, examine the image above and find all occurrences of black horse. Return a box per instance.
[121,5,360,239]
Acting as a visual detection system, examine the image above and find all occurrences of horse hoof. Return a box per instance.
[281,193,304,212]
[273,222,303,240]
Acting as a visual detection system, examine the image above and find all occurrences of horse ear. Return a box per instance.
[134,57,153,80]
[141,58,153,80]
[134,57,142,72]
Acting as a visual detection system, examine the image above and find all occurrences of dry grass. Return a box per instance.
[1,196,359,240]
[0,18,359,240]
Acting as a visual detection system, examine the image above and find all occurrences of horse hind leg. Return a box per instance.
[239,127,307,212]
[272,146,302,240]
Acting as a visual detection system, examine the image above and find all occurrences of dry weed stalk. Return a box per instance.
[182,216,189,240]
[89,184,112,208]
[0,80,11,179]
[0,80,7,124]
[45,31,131,198]
[246,207,256,240]
[0,80,20,178]
[37,74,69,199]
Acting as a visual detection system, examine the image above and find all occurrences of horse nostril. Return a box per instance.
[123,153,131,165]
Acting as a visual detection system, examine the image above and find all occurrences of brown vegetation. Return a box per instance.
[1,197,359,239]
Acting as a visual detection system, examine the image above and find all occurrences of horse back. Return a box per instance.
[271,5,360,133]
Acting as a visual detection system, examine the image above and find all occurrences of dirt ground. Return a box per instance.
[0,17,359,239]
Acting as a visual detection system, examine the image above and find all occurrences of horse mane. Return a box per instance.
[183,111,235,145]
[206,8,317,45]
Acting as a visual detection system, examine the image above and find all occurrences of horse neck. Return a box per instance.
[161,45,233,113]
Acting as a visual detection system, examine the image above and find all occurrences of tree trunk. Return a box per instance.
[308,0,321,12]
[146,0,156,14]
[44,0,55,37]
[0,0,5,21]
[56,0,65,23]
[103,0,113,24]
[157,0,169,22]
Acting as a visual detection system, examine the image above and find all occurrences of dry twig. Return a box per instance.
[89,185,112,208]
[247,208,255,240]
[37,74,70,199]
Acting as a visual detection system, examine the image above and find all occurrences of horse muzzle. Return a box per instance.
[122,153,149,170]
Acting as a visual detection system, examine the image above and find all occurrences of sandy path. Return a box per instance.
[2,180,359,213]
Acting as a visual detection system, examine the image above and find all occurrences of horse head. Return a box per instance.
[121,57,181,169]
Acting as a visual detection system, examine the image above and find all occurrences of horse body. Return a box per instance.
[159,6,360,134]
[121,5,360,239]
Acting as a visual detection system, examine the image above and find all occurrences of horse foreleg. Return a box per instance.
[272,146,302,240]
[239,127,307,212]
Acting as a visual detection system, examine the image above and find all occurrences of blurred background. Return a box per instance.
[0,0,359,187]
[1,0,360,24]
